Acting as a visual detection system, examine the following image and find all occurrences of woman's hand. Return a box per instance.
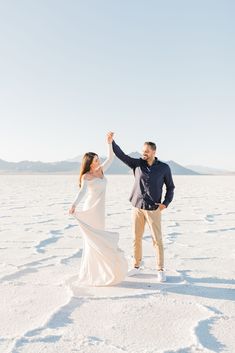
[107,131,114,144]
[69,205,76,214]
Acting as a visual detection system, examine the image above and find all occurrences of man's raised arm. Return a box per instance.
[112,140,140,169]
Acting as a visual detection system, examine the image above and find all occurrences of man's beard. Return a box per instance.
[143,155,149,160]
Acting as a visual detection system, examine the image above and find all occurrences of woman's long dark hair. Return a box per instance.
[79,152,98,187]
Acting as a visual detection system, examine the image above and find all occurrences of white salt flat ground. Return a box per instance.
[0,174,234,353]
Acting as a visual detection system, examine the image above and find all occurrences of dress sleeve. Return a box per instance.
[100,143,114,172]
[72,178,88,207]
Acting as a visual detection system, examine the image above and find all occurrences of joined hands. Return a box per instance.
[107,131,114,144]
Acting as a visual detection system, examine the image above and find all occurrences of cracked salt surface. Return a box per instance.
[0,175,234,353]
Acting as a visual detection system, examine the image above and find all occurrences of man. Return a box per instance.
[112,138,175,282]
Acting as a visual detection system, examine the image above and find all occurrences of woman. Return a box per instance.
[69,132,128,286]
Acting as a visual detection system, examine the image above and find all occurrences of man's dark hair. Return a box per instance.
[144,141,156,151]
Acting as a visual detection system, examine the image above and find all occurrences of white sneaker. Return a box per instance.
[127,267,141,277]
[157,270,166,282]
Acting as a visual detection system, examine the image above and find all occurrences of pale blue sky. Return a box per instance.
[0,0,234,169]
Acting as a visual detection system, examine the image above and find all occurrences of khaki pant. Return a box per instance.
[132,207,164,270]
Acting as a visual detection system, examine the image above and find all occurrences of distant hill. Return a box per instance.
[0,158,79,173]
[65,152,199,175]
[186,165,231,175]
[106,154,199,175]
[66,155,84,163]
[167,161,200,175]
[0,154,199,175]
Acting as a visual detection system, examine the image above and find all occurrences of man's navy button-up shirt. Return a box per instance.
[112,140,175,210]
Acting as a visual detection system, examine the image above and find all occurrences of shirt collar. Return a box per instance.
[142,157,158,167]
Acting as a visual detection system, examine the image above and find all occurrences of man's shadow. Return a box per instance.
[116,270,234,352]
[116,270,235,302]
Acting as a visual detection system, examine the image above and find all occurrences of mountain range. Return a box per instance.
[0,153,233,175]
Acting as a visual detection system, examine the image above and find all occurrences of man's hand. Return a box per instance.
[155,203,166,211]
[107,131,114,144]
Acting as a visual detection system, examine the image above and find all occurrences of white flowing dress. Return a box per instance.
[72,143,128,286]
